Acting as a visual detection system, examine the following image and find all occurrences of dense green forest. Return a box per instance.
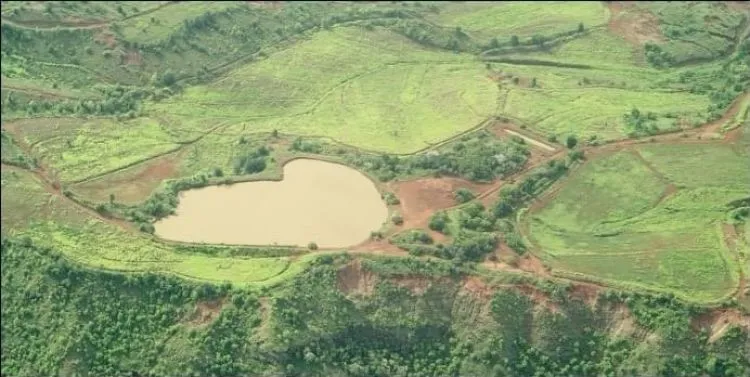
[2,238,748,377]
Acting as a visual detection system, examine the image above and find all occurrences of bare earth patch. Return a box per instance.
[391,276,441,295]
[461,275,495,300]
[93,28,118,49]
[337,259,377,297]
[72,150,184,204]
[607,1,666,46]
[388,177,492,230]
[122,49,143,66]
[692,309,750,344]
[184,299,224,327]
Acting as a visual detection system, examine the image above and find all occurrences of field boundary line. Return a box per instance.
[68,121,231,185]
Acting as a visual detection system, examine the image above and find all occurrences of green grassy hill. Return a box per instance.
[2,1,749,376]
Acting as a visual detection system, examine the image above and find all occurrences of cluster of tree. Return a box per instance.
[290,137,324,154]
[1,237,264,377]
[409,158,572,261]
[128,171,215,228]
[453,188,475,204]
[483,22,587,55]
[623,107,660,137]
[233,146,269,175]
[493,159,569,219]
[345,131,530,182]
[4,238,748,376]
[0,131,37,169]
[382,191,401,205]
[390,229,434,249]
[2,84,166,118]
[644,42,675,68]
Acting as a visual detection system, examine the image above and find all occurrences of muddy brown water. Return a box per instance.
[154,159,388,248]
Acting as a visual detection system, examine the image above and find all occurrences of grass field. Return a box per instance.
[1,1,167,24]
[27,117,180,183]
[429,2,609,40]
[116,2,240,45]
[501,86,708,139]
[1,1,748,301]
[0,167,312,286]
[526,146,748,301]
[148,27,496,153]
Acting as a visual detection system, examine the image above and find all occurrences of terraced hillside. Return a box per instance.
[2,1,750,376]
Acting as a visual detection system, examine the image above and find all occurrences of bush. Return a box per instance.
[454,188,475,204]
[307,242,318,250]
[565,135,578,149]
[391,214,404,226]
[382,192,400,205]
[428,211,449,232]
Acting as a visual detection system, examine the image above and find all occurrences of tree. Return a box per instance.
[307,242,318,250]
[454,188,475,204]
[530,77,537,88]
[578,22,584,33]
[490,37,500,49]
[493,200,514,218]
[510,35,519,47]
[566,135,578,149]
[429,212,448,232]
[159,71,177,87]
[392,214,404,225]
[109,193,115,204]
[567,150,584,163]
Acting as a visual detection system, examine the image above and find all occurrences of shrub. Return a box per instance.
[391,214,404,226]
[307,242,318,250]
[454,188,475,204]
[565,135,578,149]
[428,211,449,232]
[382,192,400,205]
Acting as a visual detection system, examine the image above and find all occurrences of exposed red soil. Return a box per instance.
[72,150,184,205]
[515,284,562,313]
[488,120,559,154]
[184,299,224,326]
[122,49,143,66]
[93,28,118,49]
[726,1,750,11]
[568,283,602,307]
[607,1,666,46]
[387,177,492,230]
[692,309,750,343]
[704,94,748,135]
[392,275,452,295]
[461,276,495,299]
[337,259,377,296]
[349,238,406,256]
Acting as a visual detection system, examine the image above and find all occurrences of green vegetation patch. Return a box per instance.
[1,168,304,285]
[429,1,609,40]
[527,145,746,301]
[31,117,179,182]
[532,151,667,233]
[637,143,750,189]
[116,2,240,45]
[149,27,497,153]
